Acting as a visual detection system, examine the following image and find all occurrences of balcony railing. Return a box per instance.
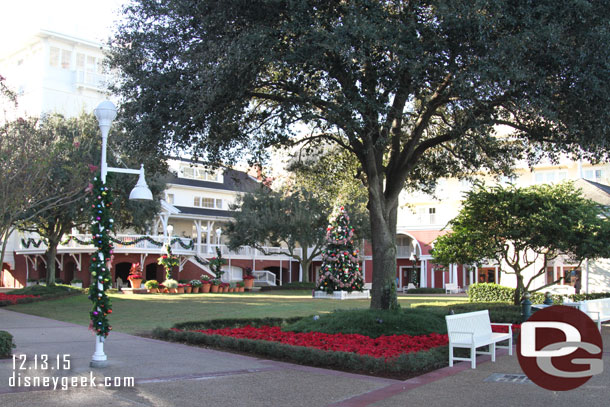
[17,233,298,259]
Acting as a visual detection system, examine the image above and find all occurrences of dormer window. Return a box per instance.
[180,165,222,182]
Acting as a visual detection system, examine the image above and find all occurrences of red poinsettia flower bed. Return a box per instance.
[172,325,448,359]
[0,293,39,304]
[491,324,521,333]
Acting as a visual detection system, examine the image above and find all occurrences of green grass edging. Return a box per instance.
[152,322,448,378]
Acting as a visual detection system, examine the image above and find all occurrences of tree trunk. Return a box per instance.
[301,258,311,283]
[369,195,399,310]
[45,241,58,285]
[514,272,524,306]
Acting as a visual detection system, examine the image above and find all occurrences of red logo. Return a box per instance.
[517,305,603,391]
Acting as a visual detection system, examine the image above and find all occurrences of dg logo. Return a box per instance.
[518,305,604,391]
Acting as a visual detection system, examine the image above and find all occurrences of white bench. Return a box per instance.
[579,298,610,331]
[445,283,459,294]
[446,310,513,369]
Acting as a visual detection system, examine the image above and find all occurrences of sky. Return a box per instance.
[1,0,127,52]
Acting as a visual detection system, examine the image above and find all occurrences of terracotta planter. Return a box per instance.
[210,285,219,293]
[202,284,211,293]
[239,287,245,292]
[189,286,197,293]
[177,286,185,294]
[243,278,254,290]
[169,288,177,294]
[148,288,159,293]
[130,278,143,289]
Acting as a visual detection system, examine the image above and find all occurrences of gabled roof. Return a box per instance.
[168,167,260,193]
[574,179,610,206]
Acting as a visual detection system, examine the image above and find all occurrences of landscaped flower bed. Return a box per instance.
[171,325,448,360]
[0,293,40,305]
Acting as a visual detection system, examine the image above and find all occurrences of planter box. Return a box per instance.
[122,288,148,295]
[71,282,83,288]
[313,290,370,300]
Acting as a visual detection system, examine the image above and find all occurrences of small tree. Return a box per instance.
[209,247,227,280]
[431,182,610,305]
[316,206,364,294]
[225,187,330,282]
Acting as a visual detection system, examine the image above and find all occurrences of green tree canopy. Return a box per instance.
[431,182,610,304]
[109,0,610,308]
[20,113,165,284]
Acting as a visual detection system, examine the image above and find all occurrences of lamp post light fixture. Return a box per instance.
[90,100,153,368]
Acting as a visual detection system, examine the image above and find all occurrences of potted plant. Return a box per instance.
[159,283,167,293]
[157,245,180,280]
[70,279,83,289]
[127,263,144,288]
[210,279,221,293]
[177,283,186,294]
[221,282,230,293]
[189,279,202,293]
[236,281,245,292]
[145,280,159,293]
[163,279,179,293]
[243,267,255,290]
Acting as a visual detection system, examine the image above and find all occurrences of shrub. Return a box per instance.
[0,331,15,358]
[569,292,610,302]
[284,308,447,337]
[413,302,522,324]
[162,279,178,289]
[406,288,445,294]
[1,284,82,306]
[467,283,563,304]
[145,280,160,289]
[260,282,316,291]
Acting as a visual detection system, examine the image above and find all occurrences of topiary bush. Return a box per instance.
[0,331,15,358]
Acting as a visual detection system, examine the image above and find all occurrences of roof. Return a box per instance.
[574,179,610,206]
[168,167,260,193]
[173,206,234,219]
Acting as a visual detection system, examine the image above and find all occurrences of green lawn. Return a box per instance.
[5,291,468,335]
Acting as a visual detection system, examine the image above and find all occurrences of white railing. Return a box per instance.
[17,232,299,260]
[75,70,108,90]
[253,270,276,286]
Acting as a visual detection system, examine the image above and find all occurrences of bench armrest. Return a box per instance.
[447,330,475,342]
[585,311,601,320]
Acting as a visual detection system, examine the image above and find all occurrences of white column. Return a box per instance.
[194,220,202,255]
[420,260,426,288]
[494,266,499,284]
[206,221,212,253]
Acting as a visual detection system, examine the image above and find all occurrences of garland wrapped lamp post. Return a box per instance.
[90,100,153,368]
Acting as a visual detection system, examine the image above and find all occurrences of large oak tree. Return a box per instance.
[108,0,610,309]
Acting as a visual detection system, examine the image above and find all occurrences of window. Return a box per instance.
[49,47,60,67]
[193,196,223,209]
[533,170,567,184]
[61,50,71,69]
[584,169,604,181]
[166,193,174,204]
[49,47,72,69]
[415,207,437,224]
[429,208,436,224]
[180,165,222,182]
[76,53,85,70]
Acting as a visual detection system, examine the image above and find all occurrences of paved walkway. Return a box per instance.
[1,308,609,407]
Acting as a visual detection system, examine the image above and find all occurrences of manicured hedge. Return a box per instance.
[0,331,15,358]
[153,317,448,379]
[413,302,522,324]
[570,292,610,302]
[467,283,564,304]
[259,282,316,291]
[405,288,446,294]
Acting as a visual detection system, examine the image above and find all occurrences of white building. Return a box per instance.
[0,29,110,119]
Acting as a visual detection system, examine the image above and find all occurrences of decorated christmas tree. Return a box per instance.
[316,206,364,293]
